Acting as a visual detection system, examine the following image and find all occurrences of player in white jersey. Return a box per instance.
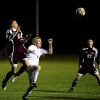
[22,37,53,100]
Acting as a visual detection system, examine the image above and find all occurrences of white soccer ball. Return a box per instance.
[76,7,86,17]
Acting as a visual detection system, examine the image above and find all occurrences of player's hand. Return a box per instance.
[26,34,32,39]
[17,26,21,31]
[48,38,53,44]
[79,65,82,68]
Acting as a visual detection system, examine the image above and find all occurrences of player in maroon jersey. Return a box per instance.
[2,19,32,90]
[68,39,100,92]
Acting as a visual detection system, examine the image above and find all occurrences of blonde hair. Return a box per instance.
[32,37,41,44]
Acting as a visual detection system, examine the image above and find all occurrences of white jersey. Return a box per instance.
[26,45,48,66]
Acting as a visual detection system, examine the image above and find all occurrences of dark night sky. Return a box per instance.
[0,0,100,54]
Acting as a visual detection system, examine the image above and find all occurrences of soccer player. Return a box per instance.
[2,19,32,90]
[68,39,100,92]
[22,37,53,100]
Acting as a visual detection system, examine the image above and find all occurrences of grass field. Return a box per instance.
[0,54,100,100]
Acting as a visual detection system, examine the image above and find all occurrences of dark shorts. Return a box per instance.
[10,52,27,65]
[78,64,98,76]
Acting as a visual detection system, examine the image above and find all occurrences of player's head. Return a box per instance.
[32,37,42,48]
[87,39,94,47]
[8,19,18,29]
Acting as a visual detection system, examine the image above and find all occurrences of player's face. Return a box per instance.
[11,21,18,29]
[35,39,42,48]
[87,40,94,46]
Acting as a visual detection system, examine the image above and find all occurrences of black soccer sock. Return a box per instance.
[23,86,33,98]
[72,79,78,88]
[94,75,100,86]
[4,71,14,84]
[14,66,26,77]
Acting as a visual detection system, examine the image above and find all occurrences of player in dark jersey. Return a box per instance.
[2,19,32,90]
[68,39,100,92]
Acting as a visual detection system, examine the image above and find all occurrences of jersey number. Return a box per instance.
[87,54,92,58]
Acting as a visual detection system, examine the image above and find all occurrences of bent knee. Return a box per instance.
[36,65,41,71]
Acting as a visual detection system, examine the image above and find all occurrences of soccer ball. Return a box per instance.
[76,7,86,17]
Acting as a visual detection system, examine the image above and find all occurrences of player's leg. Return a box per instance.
[22,65,41,99]
[32,65,41,84]
[2,53,18,90]
[68,66,87,92]
[22,69,35,100]
[95,73,100,85]
[89,66,100,85]
[68,74,82,92]
[11,54,29,82]
[26,65,41,87]
[17,58,29,76]
[90,67,100,85]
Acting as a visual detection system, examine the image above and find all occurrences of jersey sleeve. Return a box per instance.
[95,49,100,64]
[6,29,13,41]
[28,45,36,51]
[40,48,48,55]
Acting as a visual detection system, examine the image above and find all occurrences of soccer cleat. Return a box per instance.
[68,87,74,92]
[11,76,18,83]
[22,95,28,100]
[2,79,7,90]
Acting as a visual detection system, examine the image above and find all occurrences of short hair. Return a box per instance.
[87,38,94,42]
[32,37,41,44]
[8,19,16,27]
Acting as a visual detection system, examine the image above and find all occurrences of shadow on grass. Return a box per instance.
[34,89,64,92]
[33,90,100,100]
[31,96,100,100]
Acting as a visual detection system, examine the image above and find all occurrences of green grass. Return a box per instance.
[0,54,100,100]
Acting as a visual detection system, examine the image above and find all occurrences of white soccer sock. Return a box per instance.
[33,70,39,83]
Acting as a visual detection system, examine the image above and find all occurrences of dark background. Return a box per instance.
[0,0,99,54]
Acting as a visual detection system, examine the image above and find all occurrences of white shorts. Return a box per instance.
[28,59,38,66]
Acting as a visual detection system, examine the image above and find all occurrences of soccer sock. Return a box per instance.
[23,86,33,98]
[4,71,14,84]
[14,66,26,77]
[33,70,39,83]
[94,75,100,85]
[97,78,100,85]
[72,79,78,88]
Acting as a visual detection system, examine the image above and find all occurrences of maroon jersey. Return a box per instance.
[79,47,100,65]
[6,28,26,54]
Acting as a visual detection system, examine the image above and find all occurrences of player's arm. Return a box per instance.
[48,39,53,54]
[96,55,100,65]
[17,26,32,44]
[27,45,34,54]
[21,34,32,44]
[79,49,84,68]
[95,50,100,66]
[40,39,53,55]
[6,29,13,42]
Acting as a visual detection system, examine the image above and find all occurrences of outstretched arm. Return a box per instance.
[21,34,32,44]
[48,39,53,54]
